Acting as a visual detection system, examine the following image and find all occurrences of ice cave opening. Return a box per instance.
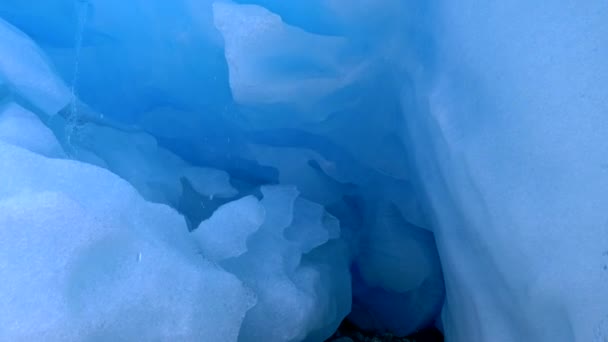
[2,1,608,342]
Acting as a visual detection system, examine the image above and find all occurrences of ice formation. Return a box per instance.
[0,1,607,341]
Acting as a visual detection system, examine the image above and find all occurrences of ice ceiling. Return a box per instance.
[0,1,607,341]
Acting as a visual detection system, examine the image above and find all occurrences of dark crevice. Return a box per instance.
[325,319,444,342]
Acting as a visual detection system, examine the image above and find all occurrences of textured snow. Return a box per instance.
[0,142,254,341]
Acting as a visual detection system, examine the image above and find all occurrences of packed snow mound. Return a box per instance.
[0,142,254,341]
[0,102,65,157]
[0,136,348,341]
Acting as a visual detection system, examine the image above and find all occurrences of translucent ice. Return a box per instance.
[213,1,363,125]
[0,102,64,157]
[0,18,70,115]
[2,1,607,341]
[205,186,351,342]
[402,1,608,341]
[192,195,265,262]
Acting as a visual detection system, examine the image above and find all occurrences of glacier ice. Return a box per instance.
[1,0,607,341]
[0,18,70,115]
[207,186,351,342]
[0,142,254,341]
[0,102,65,157]
[192,195,265,261]
[407,2,608,341]
[213,1,362,125]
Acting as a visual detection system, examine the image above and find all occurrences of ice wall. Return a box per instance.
[402,2,608,341]
[1,0,607,341]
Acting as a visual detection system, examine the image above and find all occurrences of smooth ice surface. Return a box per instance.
[408,2,608,340]
[1,1,607,341]
[213,1,360,124]
[183,166,238,199]
[192,195,265,261]
[0,102,65,157]
[0,18,70,115]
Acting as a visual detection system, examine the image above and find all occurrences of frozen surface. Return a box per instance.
[403,2,608,341]
[0,18,70,115]
[0,102,65,157]
[1,1,607,341]
[0,142,254,341]
[213,1,362,126]
[203,186,351,342]
[192,195,265,261]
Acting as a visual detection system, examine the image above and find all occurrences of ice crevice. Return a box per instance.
[0,1,607,342]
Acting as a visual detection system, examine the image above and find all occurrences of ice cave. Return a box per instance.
[0,1,607,341]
